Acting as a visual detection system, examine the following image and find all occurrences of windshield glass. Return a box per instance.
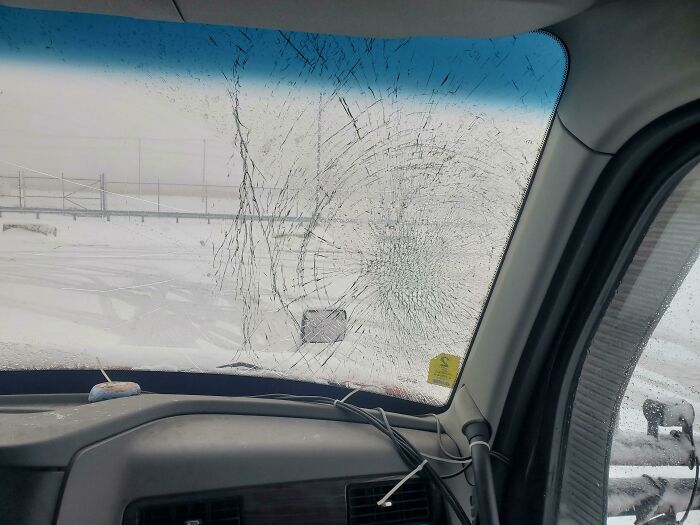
[0,6,566,405]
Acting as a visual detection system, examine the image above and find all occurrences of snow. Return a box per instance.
[0,211,438,396]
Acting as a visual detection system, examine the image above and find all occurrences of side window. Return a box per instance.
[608,252,700,524]
[559,160,700,524]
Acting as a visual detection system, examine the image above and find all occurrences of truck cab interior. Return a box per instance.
[0,1,698,524]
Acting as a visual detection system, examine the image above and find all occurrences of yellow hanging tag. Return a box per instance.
[427,353,461,388]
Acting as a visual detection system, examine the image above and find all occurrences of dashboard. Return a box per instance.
[0,394,468,524]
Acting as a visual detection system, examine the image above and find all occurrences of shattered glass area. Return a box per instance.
[0,7,566,403]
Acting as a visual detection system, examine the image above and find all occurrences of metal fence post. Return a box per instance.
[138,137,142,201]
[157,178,160,213]
[61,173,65,210]
[18,170,23,208]
[100,173,106,213]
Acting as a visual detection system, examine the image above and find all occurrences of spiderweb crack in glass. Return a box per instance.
[0,6,567,404]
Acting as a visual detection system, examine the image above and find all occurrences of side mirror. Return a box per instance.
[643,398,695,438]
[643,398,696,469]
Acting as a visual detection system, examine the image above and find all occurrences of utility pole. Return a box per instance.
[316,92,322,209]
[18,170,23,208]
[202,138,207,206]
[100,173,106,212]
[138,137,142,205]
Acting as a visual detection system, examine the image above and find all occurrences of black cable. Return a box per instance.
[334,401,470,522]
[490,450,511,467]
[425,413,472,462]
[255,393,473,525]
[676,428,697,524]
[678,449,698,524]
[441,462,471,479]
[454,451,509,483]
[321,400,471,524]
[464,464,475,487]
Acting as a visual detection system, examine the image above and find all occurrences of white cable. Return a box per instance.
[425,413,471,461]
[377,459,428,508]
[469,440,491,450]
[377,407,392,432]
[95,357,112,383]
[339,388,361,403]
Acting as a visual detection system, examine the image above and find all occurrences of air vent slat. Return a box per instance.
[123,493,242,525]
[349,498,429,508]
[350,489,427,499]
[347,479,433,525]
[350,510,429,517]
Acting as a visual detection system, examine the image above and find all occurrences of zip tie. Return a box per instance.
[469,440,490,450]
[377,459,428,508]
[335,388,361,406]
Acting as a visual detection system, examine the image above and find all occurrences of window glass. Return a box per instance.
[0,6,566,403]
[558,161,700,524]
[608,168,700,524]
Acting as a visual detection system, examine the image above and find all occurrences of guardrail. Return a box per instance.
[0,170,306,222]
[0,205,314,224]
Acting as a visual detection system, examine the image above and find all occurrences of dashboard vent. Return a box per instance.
[347,478,433,525]
[123,493,242,525]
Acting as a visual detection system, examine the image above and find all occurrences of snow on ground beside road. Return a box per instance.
[0,212,444,401]
[0,215,235,363]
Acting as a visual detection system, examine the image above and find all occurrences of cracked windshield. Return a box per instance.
[0,6,566,404]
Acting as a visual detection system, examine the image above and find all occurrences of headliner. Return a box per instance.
[0,0,596,38]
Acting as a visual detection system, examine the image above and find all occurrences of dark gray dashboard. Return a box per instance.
[0,394,468,524]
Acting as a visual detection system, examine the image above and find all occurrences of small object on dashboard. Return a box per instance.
[88,381,142,403]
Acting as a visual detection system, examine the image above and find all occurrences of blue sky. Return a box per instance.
[0,5,566,111]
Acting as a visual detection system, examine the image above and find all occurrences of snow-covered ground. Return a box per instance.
[0,211,467,403]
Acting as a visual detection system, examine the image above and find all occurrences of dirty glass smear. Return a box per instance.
[0,6,566,403]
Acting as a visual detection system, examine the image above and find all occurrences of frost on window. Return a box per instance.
[0,6,566,403]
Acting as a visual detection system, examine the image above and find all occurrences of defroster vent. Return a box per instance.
[123,492,242,525]
[347,478,436,525]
